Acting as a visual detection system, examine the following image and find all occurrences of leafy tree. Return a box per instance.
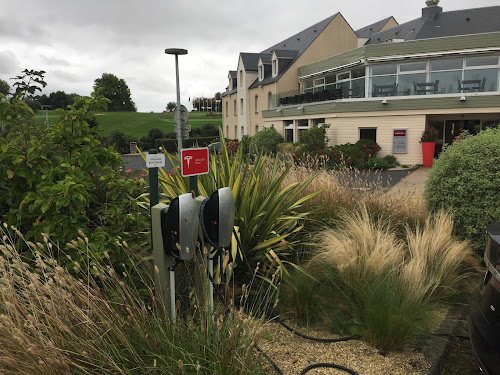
[0,79,9,96]
[166,101,176,111]
[11,69,47,99]
[0,70,148,270]
[93,73,136,112]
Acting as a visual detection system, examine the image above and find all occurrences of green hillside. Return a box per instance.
[34,110,222,139]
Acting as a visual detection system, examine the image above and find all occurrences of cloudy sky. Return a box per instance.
[1,0,498,112]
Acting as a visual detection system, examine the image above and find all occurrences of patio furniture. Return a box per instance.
[413,80,439,95]
[373,83,398,97]
[458,77,486,92]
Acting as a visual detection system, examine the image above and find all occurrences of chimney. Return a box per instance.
[423,0,443,19]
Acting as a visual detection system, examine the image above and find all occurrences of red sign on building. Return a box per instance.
[181,148,209,177]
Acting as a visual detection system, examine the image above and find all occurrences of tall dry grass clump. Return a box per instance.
[281,163,428,228]
[0,223,267,375]
[307,207,479,350]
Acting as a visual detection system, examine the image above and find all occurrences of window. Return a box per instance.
[234,125,237,138]
[312,118,325,127]
[259,66,264,81]
[268,92,273,109]
[272,60,277,76]
[297,119,309,142]
[225,101,228,117]
[233,100,236,116]
[240,98,244,115]
[284,120,294,142]
[241,126,244,137]
[255,95,259,113]
[359,128,377,143]
[239,70,243,86]
[226,125,229,135]
[255,125,259,134]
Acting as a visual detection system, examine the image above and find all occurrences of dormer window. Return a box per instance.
[272,59,278,77]
[240,70,243,87]
[259,65,264,81]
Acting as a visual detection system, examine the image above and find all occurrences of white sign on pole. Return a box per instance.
[146,153,166,168]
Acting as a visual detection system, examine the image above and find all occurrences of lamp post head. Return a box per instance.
[165,48,188,55]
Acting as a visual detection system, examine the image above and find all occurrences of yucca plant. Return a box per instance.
[141,133,322,273]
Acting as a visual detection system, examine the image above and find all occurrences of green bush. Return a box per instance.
[0,74,148,271]
[191,123,220,137]
[249,126,284,155]
[364,157,390,170]
[241,134,252,156]
[330,143,366,168]
[383,154,397,165]
[424,126,500,252]
[139,128,165,150]
[154,136,215,152]
[105,130,136,154]
[299,124,329,152]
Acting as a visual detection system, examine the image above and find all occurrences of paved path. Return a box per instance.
[386,167,430,196]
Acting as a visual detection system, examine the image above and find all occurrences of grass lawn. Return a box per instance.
[34,110,222,139]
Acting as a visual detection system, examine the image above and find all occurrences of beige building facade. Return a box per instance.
[223,2,500,164]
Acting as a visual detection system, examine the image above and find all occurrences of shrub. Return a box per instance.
[383,154,397,165]
[330,143,366,168]
[154,136,215,152]
[0,77,148,271]
[249,126,284,155]
[299,124,329,152]
[364,157,390,170]
[191,123,220,137]
[424,126,500,252]
[139,128,165,150]
[355,139,381,159]
[105,130,136,154]
[308,208,478,351]
[241,134,252,156]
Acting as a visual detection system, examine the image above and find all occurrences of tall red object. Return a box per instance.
[421,142,436,167]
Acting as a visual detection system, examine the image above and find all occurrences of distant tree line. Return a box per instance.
[1,72,136,113]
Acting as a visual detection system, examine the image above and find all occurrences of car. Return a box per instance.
[207,142,221,152]
[470,221,500,375]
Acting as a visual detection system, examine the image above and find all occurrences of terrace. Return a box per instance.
[275,53,500,108]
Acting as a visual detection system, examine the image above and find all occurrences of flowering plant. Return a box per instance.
[420,126,438,143]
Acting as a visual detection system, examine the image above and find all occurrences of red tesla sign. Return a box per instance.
[181,148,209,177]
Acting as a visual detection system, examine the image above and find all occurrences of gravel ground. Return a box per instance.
[259,322,430,375]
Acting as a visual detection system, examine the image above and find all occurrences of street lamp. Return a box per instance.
[165,48,188,150]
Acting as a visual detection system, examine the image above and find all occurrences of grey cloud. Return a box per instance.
[0,51,21,77]
[41,56,70,66]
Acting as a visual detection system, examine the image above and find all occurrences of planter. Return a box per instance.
[421,142,436,167]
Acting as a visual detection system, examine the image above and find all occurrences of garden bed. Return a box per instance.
[259,322,430,375]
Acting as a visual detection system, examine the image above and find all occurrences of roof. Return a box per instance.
[273,50,298,59]
[240,53,261,71]
[222,14,338,91]
[228,71,237,78]
[367,5,500,44]
[259,54,272,64]
[355,17,396,38]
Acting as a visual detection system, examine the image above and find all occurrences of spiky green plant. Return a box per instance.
[141,134,321,273]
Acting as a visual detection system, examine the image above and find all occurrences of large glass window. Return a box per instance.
[284,120,294,142]
[464,68,498,92]
[297,119,309,142]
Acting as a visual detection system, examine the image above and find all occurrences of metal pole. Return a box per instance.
[174,54,182,151]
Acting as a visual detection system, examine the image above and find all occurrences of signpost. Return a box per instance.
[181,148,209,177]
[146,153,166,168]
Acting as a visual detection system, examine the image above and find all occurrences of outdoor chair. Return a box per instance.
[458,77,486,92]
[413,80,439,95]
[372,83,398,97]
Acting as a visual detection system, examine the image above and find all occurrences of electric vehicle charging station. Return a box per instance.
[151,188,235,319]
[151,193,205,320]
[199,187,235,312]
[470,222,500,375]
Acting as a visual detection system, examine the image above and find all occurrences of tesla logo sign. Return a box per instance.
[181,148,209,177]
